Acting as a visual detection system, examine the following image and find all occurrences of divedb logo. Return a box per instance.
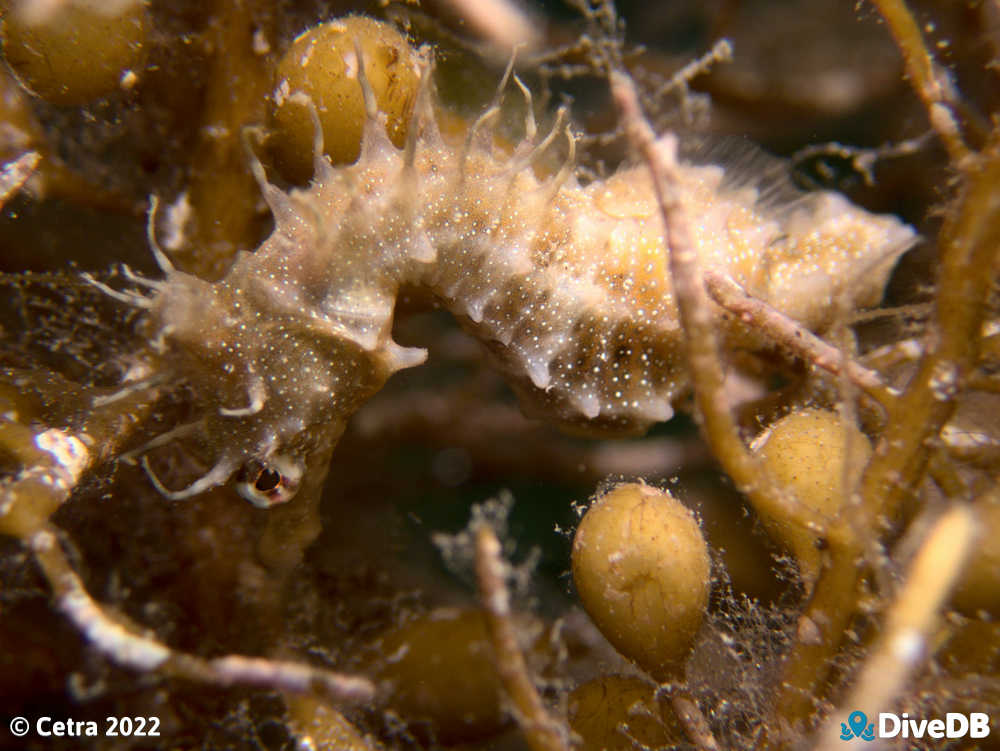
[840,710,991,742]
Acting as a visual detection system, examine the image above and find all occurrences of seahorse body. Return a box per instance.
[143,62,914,504]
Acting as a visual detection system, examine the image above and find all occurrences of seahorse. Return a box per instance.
[114,23,915,508]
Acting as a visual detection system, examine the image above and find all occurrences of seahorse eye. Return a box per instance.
[254,468,282,493]
[235,456,303,508]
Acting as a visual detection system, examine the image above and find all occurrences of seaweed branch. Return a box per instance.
[765,0,1000,739]
[704,269,896,408]
[868,0,971,164]
[30,524,375,704]
[475,523,572,751]
[608,69,799,528]
[812,503,975,751]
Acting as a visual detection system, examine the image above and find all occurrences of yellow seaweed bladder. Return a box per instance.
[2,0,148,105]
[269,15,419,182]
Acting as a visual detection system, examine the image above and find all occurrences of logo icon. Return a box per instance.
[841,711,876,741]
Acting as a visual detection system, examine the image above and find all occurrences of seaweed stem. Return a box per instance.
[612,69,870,745]
[30,525,375,705]
[181,0,275,279]
[811,503,975,751]
[869,0,971,164]
[766,126,1000,751]
[475,524,571,751]
[764,0,1000,730]
[704,269,896,408]
[861,142,1000,524]
[608,69,800,532]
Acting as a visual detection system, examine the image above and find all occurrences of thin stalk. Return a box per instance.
[869,0,971,164]
[475,525,571,751]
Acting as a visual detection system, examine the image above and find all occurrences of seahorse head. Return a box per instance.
[137,269,314,506]
[139,234,427,508]
[139,266,354,507]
